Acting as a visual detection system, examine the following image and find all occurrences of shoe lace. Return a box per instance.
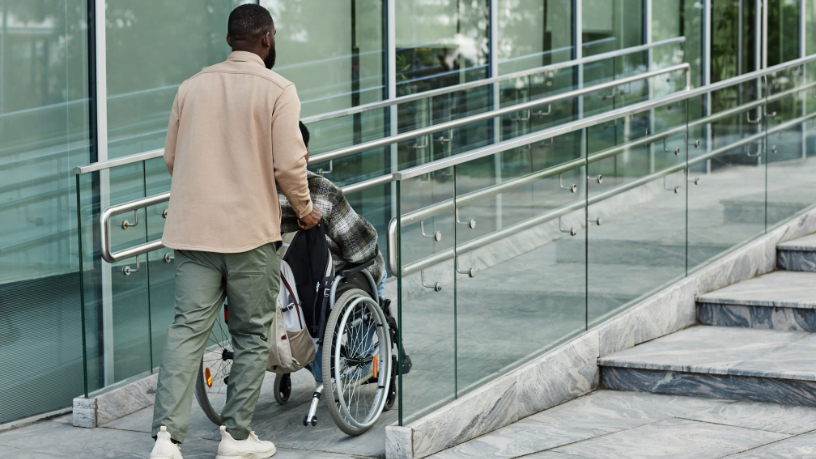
[249,432,262,444]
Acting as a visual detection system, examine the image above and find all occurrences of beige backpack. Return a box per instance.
[267,241,317,374]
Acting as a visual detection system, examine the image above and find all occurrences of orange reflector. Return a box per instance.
[372,355,379,379]
[205,368,213,388]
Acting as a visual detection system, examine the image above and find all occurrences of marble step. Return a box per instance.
[696,271,816,331]
[599,326,816,407]
[777,234,816,272]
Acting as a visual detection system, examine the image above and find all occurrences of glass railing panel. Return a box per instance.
[396,171,456,425]
[144,156,173,366]
[687,84,768,271]
[765,65,816,227]
[586,102,688,325]
[107,163,153,383]
[452,132,587,396]
[77,164,153,393]
[76,171,101,396]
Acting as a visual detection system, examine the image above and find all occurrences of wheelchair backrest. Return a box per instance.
[281,222,334,340]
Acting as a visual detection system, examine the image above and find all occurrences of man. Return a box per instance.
[150,5,321,459]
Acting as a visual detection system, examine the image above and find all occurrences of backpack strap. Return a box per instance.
[280,274,304,329]
[279,232,298,260]
[315,248,335,346]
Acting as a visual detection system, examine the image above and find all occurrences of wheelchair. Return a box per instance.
[193,259,399,436]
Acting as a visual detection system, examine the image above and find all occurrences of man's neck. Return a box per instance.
[230,45,264,61]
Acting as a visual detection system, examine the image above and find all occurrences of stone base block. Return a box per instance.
[386,425,413,459]
[73,372,158,428]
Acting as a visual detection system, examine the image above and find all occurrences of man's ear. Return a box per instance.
[226,34,232,47]
[261,32,271,49]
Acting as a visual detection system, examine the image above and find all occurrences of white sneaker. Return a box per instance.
[150,426,183,459]
[215,426,276,459]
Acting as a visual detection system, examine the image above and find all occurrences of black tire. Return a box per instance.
[195,358,223,425]
[274,373,291,405]
[194,310,233,426]
[383,370,397,411]
[322,288,391,436]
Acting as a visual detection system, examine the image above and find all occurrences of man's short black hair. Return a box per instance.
[299,121,310,148]
[228,4,273,42]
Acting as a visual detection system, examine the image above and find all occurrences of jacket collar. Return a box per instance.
[226,51,266,67]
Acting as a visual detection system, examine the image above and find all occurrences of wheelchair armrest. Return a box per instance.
[337,259,375,278]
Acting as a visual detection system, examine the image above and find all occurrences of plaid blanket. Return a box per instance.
[279,171,385,283]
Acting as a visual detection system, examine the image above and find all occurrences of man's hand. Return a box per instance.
[298,206,322,230]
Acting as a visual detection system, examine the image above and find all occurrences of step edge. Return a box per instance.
[695,297,816,309]
[598,360,816,382]
[777,245,816,252]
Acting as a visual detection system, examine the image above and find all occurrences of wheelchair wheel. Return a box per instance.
[383,356,398,411]
[194,306,232,426]
[322,288,392,436]
[274,373,291,404]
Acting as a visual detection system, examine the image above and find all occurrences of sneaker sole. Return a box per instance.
[215,449,276,459]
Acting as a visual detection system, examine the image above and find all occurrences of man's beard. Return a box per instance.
[264,46,276,69]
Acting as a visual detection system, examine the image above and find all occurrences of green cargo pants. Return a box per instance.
[151,242,280,443]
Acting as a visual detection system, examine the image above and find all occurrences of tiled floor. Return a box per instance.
[428,390,816,459]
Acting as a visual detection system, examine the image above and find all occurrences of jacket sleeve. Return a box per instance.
[164,91,181,176]
[272,85,313,219]
[325,186,379,266]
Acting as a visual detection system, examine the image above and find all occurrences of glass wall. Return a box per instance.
[582,0,643,57]
[105,0,252,159]
[711,0,758,84]
[497,0,573,75]
[395,0,489,94]
[6,0,816,425]
[653,0,705,88]
[766,0,800,67]
[808,0,816,55]
[0,0,90,422]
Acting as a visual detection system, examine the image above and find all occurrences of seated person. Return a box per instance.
[279,121,387,384]
[279,122,386,297]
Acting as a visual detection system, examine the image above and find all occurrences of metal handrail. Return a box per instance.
[100,192,170,263]
[387,109,816,276]
[92,50,816,267]
[393,53,816,181]
[300,37,686,124]
[97,176,392,264]
[95,86,814,267]
[309,63,691,166]
[74,62,690,176]
[75,148,164,175]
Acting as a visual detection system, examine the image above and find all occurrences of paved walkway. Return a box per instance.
[0,367,391,458]
[428,390,816,458]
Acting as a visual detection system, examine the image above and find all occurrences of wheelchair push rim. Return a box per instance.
[323,289,391,435]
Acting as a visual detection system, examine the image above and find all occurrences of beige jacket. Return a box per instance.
[162,51,313,253]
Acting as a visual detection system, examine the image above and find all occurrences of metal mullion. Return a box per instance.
[489,0,502,234]
[801,0,807,160]
[645,0,655,173]
[388,0,397,223]
[704,0,712,174]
